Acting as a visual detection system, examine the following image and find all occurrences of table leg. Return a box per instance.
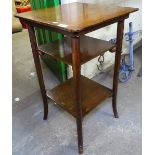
[71,36,83,154]
[112,20,124,118]
[28,26,48,120]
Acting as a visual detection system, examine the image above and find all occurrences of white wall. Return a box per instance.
[61,0,78,4]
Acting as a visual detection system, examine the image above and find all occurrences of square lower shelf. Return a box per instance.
[38,36,115,65]
[46,76,112,118]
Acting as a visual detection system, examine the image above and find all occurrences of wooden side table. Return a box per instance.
[15,2,138,154]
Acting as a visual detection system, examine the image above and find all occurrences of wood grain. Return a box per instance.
[15,2,138,34]
[38,36,115,65]
[46,76,112,118]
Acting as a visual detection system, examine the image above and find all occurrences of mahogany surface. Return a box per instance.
[38,36,115,65]
[47,76,112,118]
[112,20,124,118]
[71,36,83,153]
[15,2,138,34]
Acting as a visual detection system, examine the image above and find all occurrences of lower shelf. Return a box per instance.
[46,76,112,118]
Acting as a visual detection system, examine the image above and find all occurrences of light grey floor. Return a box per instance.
[12,30,142,155]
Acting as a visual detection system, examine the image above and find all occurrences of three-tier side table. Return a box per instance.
[15,2,138,154]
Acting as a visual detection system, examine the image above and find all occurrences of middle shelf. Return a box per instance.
[46,75,112,118]
[38,36,115,65]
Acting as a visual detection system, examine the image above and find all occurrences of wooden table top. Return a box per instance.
[15,2,138,34]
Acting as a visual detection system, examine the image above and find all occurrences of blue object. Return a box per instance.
[119,54,132,83]
[124,22,134,70]
[110,22,141,83]
[119,22,134,82]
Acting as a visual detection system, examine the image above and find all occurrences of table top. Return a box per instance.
[15,2,138,34]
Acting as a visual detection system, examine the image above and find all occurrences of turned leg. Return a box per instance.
[71,36,83,154]
[28,26,48,120]
[112,20,124,118]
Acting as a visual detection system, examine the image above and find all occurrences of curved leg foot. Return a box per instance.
[28,26,48,121]
[114,112,119,118]
[79,146,83,154]
[112,97,119,118]
[112,20,124,119]
[43,105,48,120]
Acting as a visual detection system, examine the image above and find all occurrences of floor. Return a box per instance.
[12,30,142,155]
